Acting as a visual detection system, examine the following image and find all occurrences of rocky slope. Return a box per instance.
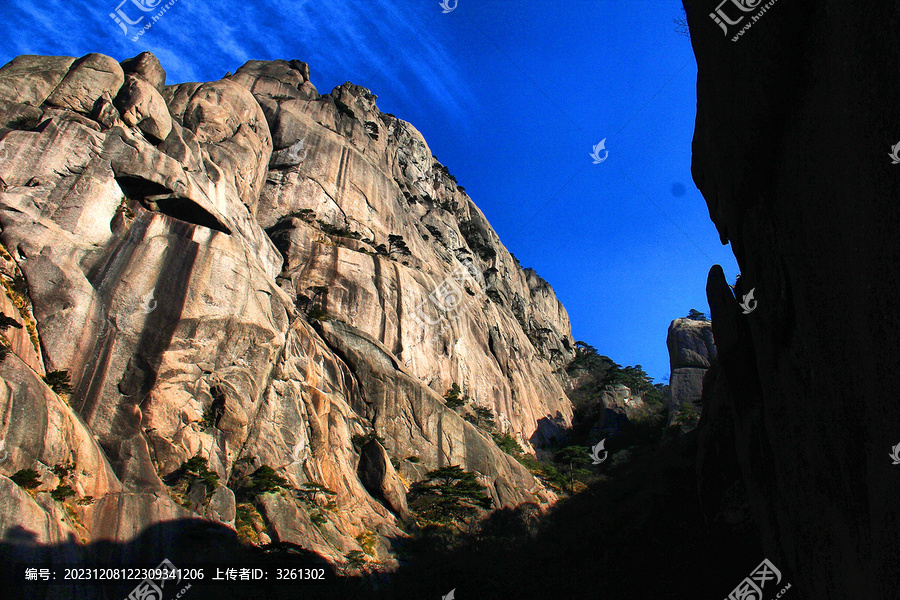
[0,51,576,576]
[685,1,900,597]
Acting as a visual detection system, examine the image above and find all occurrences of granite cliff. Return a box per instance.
[0,51,577,576]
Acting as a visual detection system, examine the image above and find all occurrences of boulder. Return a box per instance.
[45,53,124,114]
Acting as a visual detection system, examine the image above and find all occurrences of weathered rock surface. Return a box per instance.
[686,1,900,597]
[0,51,575,579]
[666,317,715,422]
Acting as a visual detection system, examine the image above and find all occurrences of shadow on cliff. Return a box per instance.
[0,518,335,600]
[360,434,764,600]
[0,435,763,600]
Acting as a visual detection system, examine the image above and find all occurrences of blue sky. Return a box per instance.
[0,0,738,381]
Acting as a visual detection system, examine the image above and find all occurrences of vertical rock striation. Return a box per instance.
[0,51,577,575]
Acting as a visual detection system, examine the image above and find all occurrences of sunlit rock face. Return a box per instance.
[666,317,715,424]
[686,1,900,597]
[0,52,575,571]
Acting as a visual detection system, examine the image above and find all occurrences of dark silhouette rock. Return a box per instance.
[685,1,900,596]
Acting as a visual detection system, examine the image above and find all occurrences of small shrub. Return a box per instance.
[52,463,74,479]
[295,482,336,505]
[465,406,496,431]
[307,304,330,322]
[9,274,28,298]
[50,484,75,502]
[44,370,73,394]
[492,433,523,456]
[351,431,386,449]
[244,465,290,497]
[75,496,95,506]
[10,468,41,489]
[387,234,411,257]
[164,455,220,501]
[406,456,421,463]
[235,502,262,544]
[310,510,327,525]
[443,383,466,409]
[356,531,378,556]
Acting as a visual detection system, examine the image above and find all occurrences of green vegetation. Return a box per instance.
[50,484,75,502]
[671,401,700,429]
[351,431,386,449]
[163,455,220,502]
[356,531,378,556]
[234,502,263,544]
[388,234,412,257]
[11,468,41,490]
[310,510,328,525]
[408,465,492,528]
[686,308,709,321]
[44,370,73,394]
[443,383,466,409]
[492,433,523,457]
[52,462,74,479]
[9,274,28,299]
[317,220,362,239]
[242,465,290,497]
[295,482,336,505]
[464,406,496,431]
[306,304,330,322]
[566,342,667,408]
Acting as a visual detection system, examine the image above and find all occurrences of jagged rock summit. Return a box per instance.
[0,51,577,575]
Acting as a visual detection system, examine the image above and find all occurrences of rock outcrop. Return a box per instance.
[685,1,900,597]
[0,51,576,579]
[666,317,716,423]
